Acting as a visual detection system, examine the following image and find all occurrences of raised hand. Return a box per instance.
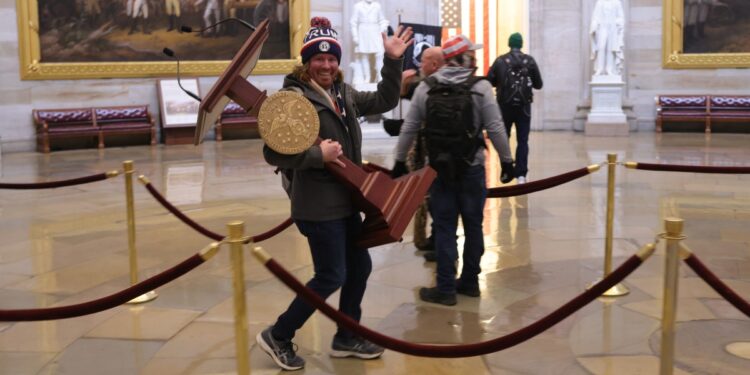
[382,25,414,59]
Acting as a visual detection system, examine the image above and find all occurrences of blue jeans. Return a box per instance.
[272,213,372,341]
[430,165,487,293]
[500,104,531,177]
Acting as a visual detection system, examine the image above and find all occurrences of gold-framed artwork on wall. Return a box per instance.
[663,0,750,68]
[16,0,309,80]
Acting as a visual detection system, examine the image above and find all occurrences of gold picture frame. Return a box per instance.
[663,0,750,68]
[15,0,309,80]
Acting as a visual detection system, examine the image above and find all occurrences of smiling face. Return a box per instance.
[308,53,339,89]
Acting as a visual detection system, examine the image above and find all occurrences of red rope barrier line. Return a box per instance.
[142,181,224,240]
[361,162,599,199]
[683,253,750,318]
[0,171,115,190]
[247,218,294,243]
[487,166,595,198]
[141,180,293,243]
[0,251,207,321]
[628,162,750,174]
[260,251,644,357]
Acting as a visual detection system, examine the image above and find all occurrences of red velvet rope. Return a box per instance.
[143,182,224,240]
[361,162,593,199]
[263,254,643,357]
[143,182,293,243]
[683,254,750,318]
[487,167,591,198]
[0,172,110,189]
[632,162,750,174]
[0,254,205,321]
[247,218,294,243]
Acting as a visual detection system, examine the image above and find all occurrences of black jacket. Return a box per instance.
[487,49,543,105]
[263,57,403,221]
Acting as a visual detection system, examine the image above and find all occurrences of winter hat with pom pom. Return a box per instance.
[301,17,341,64]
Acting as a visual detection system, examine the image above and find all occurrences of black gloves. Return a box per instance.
[500,161,515,184]
[391,161,408,178]
[383,119,404,136]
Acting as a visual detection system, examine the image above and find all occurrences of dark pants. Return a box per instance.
[430,165,487,293]
[500,104,531,178]
[272,213,371,341]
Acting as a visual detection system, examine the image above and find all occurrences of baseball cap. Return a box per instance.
[442,34,483,59]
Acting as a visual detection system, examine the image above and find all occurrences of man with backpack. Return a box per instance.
[391,35,514,306]
[487,32,543,184]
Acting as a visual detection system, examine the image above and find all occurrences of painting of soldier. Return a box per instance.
[36,0,291,63]
[683,0,750,53]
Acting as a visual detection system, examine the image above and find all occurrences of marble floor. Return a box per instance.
[0,131,749,374]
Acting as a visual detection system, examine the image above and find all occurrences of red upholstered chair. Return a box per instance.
[215,102,259,141]
[94,105,156,147]
[655,95,710,133]
[33,108,97,153]
[709,96,750,132]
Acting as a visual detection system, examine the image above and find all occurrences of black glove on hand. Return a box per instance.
[500,161,515,184]
[391,161,408,179]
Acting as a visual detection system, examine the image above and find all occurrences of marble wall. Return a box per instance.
[1,0,749,152]
[532,0,750,131]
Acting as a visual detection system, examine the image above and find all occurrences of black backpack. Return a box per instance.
[423,76,484,182]
[500,53,534,107]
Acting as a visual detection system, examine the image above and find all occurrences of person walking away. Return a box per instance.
[487,33,543,184]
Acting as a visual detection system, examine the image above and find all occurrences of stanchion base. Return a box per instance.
[726,342,750,360]
[126,290,158,304]
[587,278,630,297]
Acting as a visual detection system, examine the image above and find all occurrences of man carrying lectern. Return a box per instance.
[257,16,413,371]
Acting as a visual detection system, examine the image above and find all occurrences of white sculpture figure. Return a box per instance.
[590,0,625,77]
[350,0,390,83]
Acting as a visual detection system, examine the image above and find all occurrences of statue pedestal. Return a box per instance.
[585,75,628,136]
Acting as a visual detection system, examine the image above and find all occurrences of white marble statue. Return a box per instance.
[350,0,390,84]
[590,0,625,77]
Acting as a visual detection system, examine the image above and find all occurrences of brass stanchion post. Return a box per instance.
[588,153,629,296]
[124,160,157,304]
[229,221,250,375]
[660,217,684,375]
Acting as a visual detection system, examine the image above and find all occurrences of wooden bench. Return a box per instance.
[656,95,750,133]
[709,96,750,132]
[33,105,156,153]
[655,95,709,133]
[215,102,259,141]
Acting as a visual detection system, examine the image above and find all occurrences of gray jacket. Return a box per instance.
[263,56,403,221]
[395,66,513,165]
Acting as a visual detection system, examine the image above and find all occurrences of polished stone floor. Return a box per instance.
[0,131,749,374]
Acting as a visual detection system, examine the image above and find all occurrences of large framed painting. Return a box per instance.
[16,0,309,80]
[663,0,750,68]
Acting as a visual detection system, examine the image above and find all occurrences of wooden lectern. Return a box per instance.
[194,20,270,145]
[195,20,436,248]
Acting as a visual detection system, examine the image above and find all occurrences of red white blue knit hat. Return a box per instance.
[442,34,483,59]
[301,17,341,64]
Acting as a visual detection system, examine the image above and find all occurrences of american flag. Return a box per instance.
[441,0,524,77]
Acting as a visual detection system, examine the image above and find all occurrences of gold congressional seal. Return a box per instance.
[258,91,319,155]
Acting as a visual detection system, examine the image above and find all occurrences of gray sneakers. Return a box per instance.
[256,327,305,371]
[330,336,385,359]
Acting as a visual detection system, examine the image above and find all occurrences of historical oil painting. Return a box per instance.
[682,0,750,54]
[37,0,291,62]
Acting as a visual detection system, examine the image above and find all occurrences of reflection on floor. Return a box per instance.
[0,132,749,374]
